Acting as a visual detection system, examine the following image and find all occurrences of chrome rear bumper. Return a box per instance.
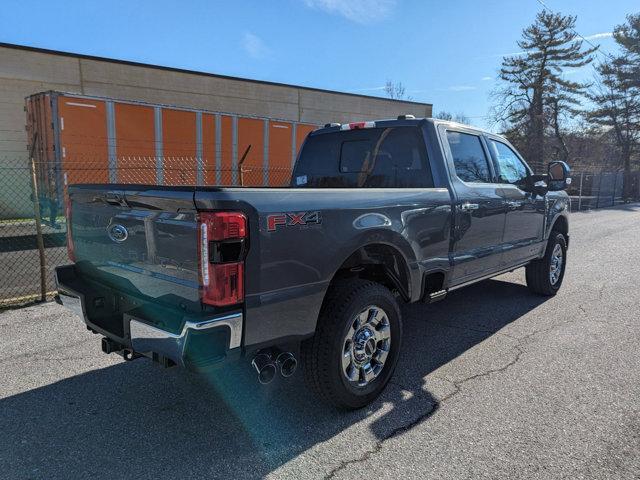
[129,312,242,367]
[54,265,242,368]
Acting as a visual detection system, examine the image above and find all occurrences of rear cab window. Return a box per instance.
[293,126,433,188]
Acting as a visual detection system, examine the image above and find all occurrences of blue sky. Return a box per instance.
[1,0,637,129]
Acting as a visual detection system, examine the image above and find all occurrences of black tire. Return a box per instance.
[301,279,402,410]
[526,231,567,296]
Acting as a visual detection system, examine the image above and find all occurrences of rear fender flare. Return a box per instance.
[328,228,420,301]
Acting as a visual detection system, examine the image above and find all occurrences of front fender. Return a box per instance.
[544,195,569,238]
[541,194,570,256]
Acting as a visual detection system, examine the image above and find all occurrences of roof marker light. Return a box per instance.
[340,121,376,131]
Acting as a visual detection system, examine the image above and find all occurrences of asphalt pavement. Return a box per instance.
[1,204,639,479]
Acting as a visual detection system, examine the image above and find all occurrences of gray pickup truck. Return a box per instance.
[55,116,571,409]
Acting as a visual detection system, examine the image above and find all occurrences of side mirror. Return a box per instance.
[547,161,571,191]
[524,174,549,196]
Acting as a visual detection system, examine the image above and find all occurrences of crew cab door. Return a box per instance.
[441,128,506,283]
[485,137,545,266]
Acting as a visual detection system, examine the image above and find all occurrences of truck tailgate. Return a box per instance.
[68,185,200,307]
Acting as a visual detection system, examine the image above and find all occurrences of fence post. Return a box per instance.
[577,172,584,211]
[596,173,603,209]
[612,171,618,206]
[30,158,48,302]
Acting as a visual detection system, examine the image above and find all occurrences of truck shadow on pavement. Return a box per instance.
[1,278,550,479]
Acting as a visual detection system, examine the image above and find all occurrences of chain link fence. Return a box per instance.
[0,157,59,307]
[567,170,640,211]
[0,156,293,308]
[0,157,638,308]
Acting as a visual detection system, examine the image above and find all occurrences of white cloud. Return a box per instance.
[302,0,396,24]
[481,76,493,81]
[242,32,271,59]
[584,32,613,40]
[445,85,477,92]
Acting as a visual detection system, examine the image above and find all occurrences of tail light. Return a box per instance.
[198,212,247,306]
[65,195,76,262]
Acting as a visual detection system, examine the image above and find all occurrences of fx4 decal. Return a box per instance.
[266,211,322,231]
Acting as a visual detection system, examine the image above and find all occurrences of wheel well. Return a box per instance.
[551,216,568,236]
[331,244,411,301]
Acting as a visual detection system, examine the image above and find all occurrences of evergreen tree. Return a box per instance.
[493,11,597,170]
[613,14,640,89]
[588,14,640,199]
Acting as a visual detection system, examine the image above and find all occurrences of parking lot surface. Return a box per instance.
[1,204,639,479]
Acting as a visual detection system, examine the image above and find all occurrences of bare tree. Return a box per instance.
[384,80,412,101]
[436,111,470,124]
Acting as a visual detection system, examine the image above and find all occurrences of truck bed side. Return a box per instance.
[193,186,452,347]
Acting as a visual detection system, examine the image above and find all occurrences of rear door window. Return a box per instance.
[294,127,433,188]
[446,131,492,184]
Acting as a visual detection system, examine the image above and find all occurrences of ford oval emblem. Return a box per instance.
[108,224,129,243]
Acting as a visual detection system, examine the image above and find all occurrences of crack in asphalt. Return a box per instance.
[323,317,576,480]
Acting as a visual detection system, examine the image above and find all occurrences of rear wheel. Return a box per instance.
[301,279,402,410]
[526,231,567,296]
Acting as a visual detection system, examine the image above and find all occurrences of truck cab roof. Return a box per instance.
[310,117,487,137]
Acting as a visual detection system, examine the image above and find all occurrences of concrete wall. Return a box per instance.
[0,43,432,218]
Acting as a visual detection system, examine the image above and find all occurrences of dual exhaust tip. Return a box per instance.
[104,335,296,383]
[251,350,297,384]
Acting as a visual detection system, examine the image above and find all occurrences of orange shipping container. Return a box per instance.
[25,91,319,203]
[114,103,156,184]
[162,109,197,185]
[268,121,293,187]
[238,117,265,187]
[57,98,110,186]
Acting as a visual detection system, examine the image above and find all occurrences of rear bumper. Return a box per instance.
[128,312,242,367]
[54,264,242,369]
[56,287,85,319]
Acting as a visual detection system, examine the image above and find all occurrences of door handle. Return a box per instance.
[460,202,479,211]
[506,200,523,210]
